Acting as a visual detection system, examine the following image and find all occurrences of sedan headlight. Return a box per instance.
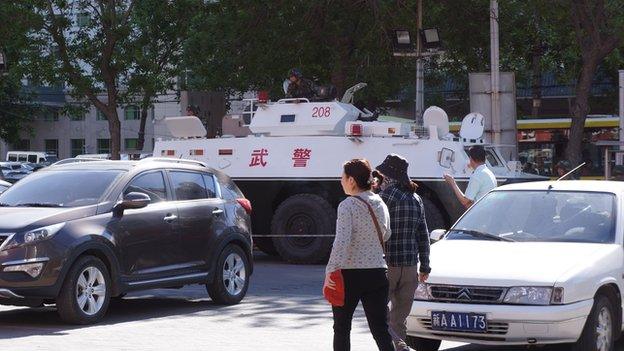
[503,287,552,305]
[414,283,431,300]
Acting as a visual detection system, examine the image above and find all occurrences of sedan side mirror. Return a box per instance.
[430,229,447,242]
[113,192,151,216]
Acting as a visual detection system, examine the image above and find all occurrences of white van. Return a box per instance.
[6,151,59,165]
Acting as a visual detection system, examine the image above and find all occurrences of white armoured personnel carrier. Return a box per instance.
[154,83,542,263]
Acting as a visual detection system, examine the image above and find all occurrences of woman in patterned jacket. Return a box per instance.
[323,158,394,351]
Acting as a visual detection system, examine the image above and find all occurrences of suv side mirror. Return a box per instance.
[114,192,151,216]
[430,229,447,242]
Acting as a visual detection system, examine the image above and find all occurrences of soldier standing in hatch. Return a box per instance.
[286,68,316,99]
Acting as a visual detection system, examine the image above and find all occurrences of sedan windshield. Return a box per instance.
[448,191,616,243]
[0,170,124,207]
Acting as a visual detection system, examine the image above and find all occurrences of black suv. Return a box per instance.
[0,158,253,324]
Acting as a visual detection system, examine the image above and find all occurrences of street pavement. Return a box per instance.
[0,252,622,350]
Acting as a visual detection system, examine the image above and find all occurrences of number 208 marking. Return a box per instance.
[312,106,331,118]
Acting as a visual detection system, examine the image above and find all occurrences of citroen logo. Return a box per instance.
[457,288,472,301]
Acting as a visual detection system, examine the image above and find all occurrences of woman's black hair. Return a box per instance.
[343,159,373,191]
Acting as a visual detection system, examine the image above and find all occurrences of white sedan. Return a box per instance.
[407,180,622,351]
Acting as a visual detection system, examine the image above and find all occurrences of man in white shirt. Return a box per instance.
[444,145,497,209]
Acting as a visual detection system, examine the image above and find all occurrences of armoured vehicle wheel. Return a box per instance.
[271,194,335,264]
[422,196,446,231]
[254,237,278,256]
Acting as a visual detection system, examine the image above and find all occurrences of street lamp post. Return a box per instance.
[415,0,424,125]
[392,10,441,125]
[490,0,501,145]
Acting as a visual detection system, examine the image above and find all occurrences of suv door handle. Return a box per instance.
[212,208,224,216]
[163,214,178,223]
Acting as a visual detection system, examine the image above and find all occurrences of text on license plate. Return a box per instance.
[430,311,487,332]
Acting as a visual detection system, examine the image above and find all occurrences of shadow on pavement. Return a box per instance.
[0,251,334,339]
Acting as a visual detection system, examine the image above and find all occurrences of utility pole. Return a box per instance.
[415,0,424,125]
[490,0,501,145]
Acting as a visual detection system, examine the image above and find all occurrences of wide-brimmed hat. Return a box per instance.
[376,154,410,186]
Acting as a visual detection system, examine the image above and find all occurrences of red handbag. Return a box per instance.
[323,270,345,307]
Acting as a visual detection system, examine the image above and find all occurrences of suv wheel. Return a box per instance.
[56,256,111,324]
[207,245,250,305]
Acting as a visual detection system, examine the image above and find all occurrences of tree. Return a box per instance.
[11,0,199,159]
[185,0,417,108]
[560,0,623,166]
[0,71,37,144]
[122,0,199,151]
[0,1,41,144]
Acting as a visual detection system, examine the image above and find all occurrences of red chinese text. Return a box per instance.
[292,148,312,167]
[249,149,269,167]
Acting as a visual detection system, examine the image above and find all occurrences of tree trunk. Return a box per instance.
[105,106,121,160]
[530,34,542,118]
[530,58,542,117]
[137,93,151,151]
[565,56,598,166]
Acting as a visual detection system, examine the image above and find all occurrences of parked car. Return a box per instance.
[407,181,621,351]
[0,162,31,183]
[0,158,253,324]
[0,180,11,194]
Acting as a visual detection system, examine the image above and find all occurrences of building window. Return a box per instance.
[45,139,58,155]
[124,105,140,120]
[97,139,110,154]
[43,109,59,122]
[70,139,85,157]
[14,139,30,151]
[125,138,139,150]
[77,12,90,27]
[96,110,107,121]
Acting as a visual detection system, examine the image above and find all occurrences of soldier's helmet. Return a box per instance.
[288,68,303,78]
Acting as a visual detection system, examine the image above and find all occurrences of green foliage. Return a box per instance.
[184,0,418,107]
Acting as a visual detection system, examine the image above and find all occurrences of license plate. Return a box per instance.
[430,311,488,333]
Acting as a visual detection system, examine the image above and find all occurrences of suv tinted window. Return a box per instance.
[170,171,208,200]
[28,155,37,163]
[202,174,217,198]
[124,172,167,203]
[7,155,17,161]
